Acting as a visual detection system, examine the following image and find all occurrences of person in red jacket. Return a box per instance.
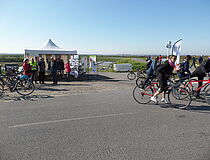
[65,60,71,80]
[23,58,32,77]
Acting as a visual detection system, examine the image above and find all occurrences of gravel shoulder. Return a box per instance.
[0,72,135,102]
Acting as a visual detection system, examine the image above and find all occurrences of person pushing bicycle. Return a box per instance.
[150,55,178,104]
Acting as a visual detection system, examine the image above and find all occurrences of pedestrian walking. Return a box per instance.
[38,57,46,84]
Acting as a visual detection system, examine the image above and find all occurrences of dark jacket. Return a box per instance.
[49,60,58,72]
[179,61,190,74]
[198,56,203,64]
[156,61,174,78]
[192,59,210,76]
[38,61,46,72]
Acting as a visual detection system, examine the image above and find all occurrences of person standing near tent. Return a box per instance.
[38,57,46,84]
[23,58,32,77]
[29,58,38,84]
[65,60,71,80]
[49,57,58,85]
[60,59,65,78]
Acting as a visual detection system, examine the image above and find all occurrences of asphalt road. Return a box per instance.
[0,84,210,160]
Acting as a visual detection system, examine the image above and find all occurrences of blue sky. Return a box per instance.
[0,0,210,55]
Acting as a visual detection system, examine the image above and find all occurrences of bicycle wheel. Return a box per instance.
[0,84,4,97]
[127,72,136,80]
[136,76,146,88]
[16,80,35,96]
[133,85,153,104]
[168,87,191,109]
[204,88,210,105]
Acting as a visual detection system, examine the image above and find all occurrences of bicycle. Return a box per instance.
[133,78,191,109]
[127,70,146,80]
[0,74,35,96]
[183,78,210,105]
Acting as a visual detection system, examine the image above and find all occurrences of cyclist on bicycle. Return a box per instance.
[177,55,191,82]
[150,55,177,104]
[146,56,153,70]
[142,56,160,89]
[190,57,210,99]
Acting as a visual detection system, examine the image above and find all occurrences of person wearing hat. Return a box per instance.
[38,57,46,84]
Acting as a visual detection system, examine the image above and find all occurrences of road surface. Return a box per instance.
[0,74,210,160]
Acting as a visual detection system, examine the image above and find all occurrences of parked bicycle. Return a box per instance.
[0,74,35,96]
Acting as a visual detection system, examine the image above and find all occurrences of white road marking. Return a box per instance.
[8,112,134,129]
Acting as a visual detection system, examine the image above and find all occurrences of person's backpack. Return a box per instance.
[154,63,164,76]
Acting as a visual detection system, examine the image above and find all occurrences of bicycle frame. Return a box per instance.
[143,81,159,96]
[186,79,210,93]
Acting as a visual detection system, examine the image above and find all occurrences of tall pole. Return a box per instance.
[166,41,172,58]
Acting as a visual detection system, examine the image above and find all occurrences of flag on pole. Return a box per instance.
[172,39,182,64]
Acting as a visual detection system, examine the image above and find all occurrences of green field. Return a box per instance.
[0,54,23,62]
[97,56,147,71]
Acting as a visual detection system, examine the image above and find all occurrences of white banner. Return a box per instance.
[172,39,182,64]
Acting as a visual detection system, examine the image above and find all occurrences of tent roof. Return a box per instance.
[25,39,77,56]
[41,39,60,49]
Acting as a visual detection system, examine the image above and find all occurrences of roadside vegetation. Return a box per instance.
[97,56,147,71]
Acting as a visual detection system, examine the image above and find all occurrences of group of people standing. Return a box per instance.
[144,55,210,104]
[22,57,72,85]
[22,57,46,84]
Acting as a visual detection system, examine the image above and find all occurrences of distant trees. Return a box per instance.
[0,54,23,62]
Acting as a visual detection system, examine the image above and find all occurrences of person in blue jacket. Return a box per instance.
[177,55,191,82]
[142,56,160,88]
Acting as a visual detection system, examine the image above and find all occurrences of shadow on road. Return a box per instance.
[186,105,210,114]
[83,74,127,82]
[1,94,54,102]
[159,102,210,114]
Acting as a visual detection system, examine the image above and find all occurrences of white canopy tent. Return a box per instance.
[25,39,77,57]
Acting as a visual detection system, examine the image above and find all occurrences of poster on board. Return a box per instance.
[89,55,97,72]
